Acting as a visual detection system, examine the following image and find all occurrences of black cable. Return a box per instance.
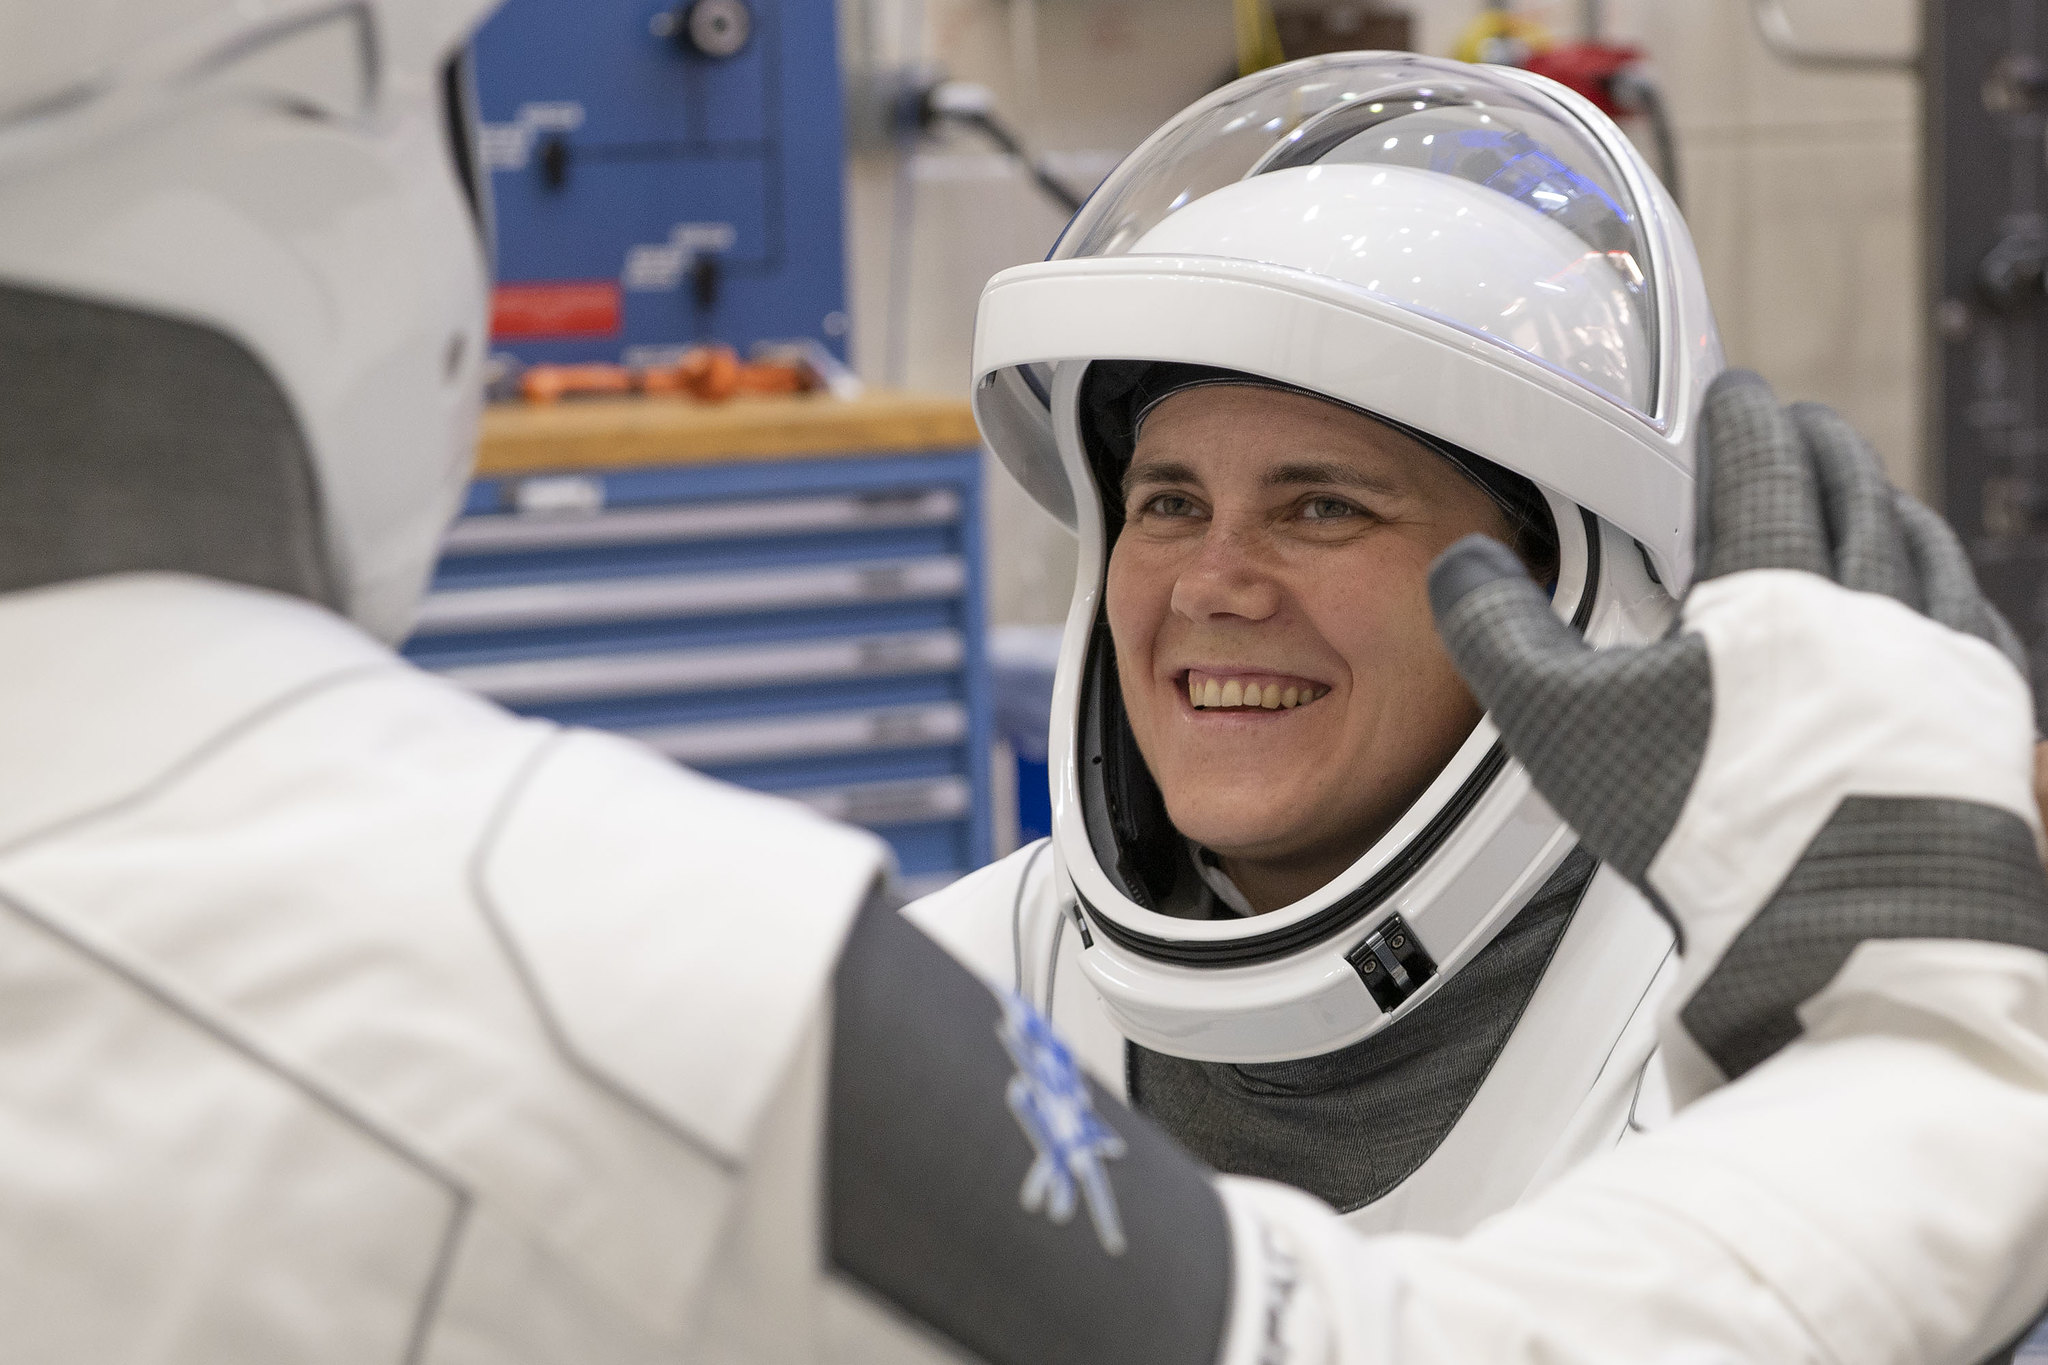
[959,110,1085,214]
[918,86,1087,216]
[1622,76,1682,210]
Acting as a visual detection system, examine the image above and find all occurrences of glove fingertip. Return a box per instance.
[1702,367,1775,413]
[1428,535,1531,625]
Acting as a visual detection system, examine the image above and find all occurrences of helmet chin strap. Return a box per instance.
[0,282,340,610]
[1075,622,1184,913]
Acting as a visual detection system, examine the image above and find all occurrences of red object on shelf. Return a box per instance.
[490,281,623,340]
[517,346,820,404]
[1524,41,1644,118]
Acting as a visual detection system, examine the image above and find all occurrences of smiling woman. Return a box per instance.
[1110,382,1534,912]
[908,51,1720,1234]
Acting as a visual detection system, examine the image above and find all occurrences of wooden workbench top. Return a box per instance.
[474,390,983,476]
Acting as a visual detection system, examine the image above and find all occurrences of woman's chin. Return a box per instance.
[1165,797,1325,864]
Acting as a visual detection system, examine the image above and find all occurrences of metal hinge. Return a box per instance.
[1345,912,1438,1012]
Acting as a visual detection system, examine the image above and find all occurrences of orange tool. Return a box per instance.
[517,345,823,404]
[519,362,635,403]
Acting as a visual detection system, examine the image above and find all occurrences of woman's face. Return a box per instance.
[1105,384,1520,912]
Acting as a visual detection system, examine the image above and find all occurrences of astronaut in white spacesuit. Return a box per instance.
[3,5,2048,1365]
[911,53,1727,1234]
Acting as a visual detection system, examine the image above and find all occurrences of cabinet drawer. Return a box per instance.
[415,555,965,634]
[785,775,973,828]
[628,701,968,766]
[444,486,961,554]
[433,629,962,705]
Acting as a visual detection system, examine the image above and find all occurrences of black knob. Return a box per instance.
[692,252,722,313]
[1984,52,2048,118]
[537,134,571,191]
[1979,218,2048,315]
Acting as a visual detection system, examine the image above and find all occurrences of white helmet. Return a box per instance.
[0,0,499,641]
[972,54,1721,1063]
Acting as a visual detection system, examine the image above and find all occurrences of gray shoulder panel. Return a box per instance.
[0,281,340,606]
[1682,795,2048,1080]
[829,894,1232,1365]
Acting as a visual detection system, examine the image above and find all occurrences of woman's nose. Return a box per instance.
[1169,527,1282,622]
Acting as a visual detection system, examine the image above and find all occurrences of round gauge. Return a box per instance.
[684,0,751,59]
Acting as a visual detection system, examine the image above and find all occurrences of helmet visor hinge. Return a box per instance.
[1345,912,1439,1012]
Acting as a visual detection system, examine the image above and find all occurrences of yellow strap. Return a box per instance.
[1232,0,1286,76]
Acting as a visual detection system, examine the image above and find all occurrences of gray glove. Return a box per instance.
[1428,369,2048,1102]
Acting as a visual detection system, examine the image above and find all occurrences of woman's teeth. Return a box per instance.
[1186,675,1327,710]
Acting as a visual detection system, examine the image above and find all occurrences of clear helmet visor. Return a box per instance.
[1048,54,1659,415]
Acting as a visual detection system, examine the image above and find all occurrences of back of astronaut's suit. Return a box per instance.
[6,6,2048,1365]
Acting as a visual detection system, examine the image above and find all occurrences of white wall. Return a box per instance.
[1603,0,1923,493]
[840,0,1925,624]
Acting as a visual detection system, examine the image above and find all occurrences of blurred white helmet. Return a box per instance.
[0,0,500,640]
[972,54,1721,1062]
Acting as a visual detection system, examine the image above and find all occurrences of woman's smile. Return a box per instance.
[1177,668,1331,712]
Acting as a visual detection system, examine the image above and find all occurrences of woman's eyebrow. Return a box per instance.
[1122,458,1199,497]
[1263,460,1404,495]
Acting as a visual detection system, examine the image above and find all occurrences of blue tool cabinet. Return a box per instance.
[405,437,992,898]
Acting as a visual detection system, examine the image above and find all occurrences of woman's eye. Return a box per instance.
[1300,495,1361,520]
[1138,492,1197,517]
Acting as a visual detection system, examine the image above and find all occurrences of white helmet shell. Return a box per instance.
[970,54,1719,1063]
[1135,164,1651,412]
[0,0,500,640]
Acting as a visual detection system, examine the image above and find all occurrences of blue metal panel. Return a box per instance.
[471,0,848,365]
[476,5,768,144]
[872,823,976,878]
[495,154,774,289]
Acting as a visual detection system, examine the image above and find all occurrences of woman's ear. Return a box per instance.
[2033,741,2048,849]
[1511,524,1560,590]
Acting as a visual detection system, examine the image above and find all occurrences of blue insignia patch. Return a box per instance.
[997,991,1129,1255]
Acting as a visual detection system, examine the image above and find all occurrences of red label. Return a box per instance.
[490,280,622,340]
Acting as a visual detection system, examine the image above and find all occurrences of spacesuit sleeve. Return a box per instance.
[824,892,1236,1365]
[1217,937,2048,1365]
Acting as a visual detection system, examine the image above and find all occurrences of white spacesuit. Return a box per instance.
[4,9,2048,1365]
[0,4,890,1358]
[912,54,1708,1233]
